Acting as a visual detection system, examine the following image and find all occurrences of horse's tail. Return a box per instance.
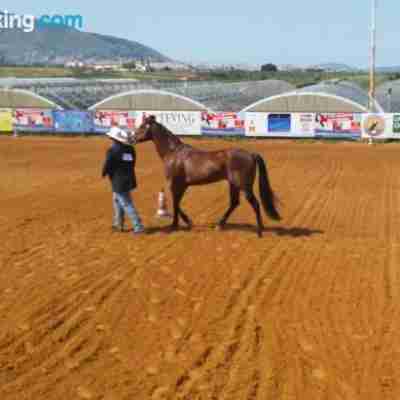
[254,154,281,221]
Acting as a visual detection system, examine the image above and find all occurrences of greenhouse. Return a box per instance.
[376,79,400,112]
[89,89,209,112]
[242,80,383,113]
[0,78,295,112]
[0,88,61,109]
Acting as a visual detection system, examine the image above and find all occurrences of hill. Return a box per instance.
[376,66,400,73]
[0,25,169,65]
[315,63,358,72]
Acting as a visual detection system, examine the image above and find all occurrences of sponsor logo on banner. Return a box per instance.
[14,109,53,132]
[393,114,400,134]
[362,114,386,138]
[245,112,268,136]
[0,108,13,132]
[136,111,202,136]
[201,112,245,136]
[295,113,315,136]
[315,113,362,139]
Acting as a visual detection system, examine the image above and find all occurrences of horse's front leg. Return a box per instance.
[170,190,180,230]
[178,207,192,229]
[177,185,192,228]
[169,182,189,231]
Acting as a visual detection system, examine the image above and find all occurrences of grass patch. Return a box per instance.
[0,66,75,78]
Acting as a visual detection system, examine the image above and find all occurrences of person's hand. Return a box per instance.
[128,131,136,145]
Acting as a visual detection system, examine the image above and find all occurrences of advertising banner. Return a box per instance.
[14,109,54,132]
[392,114,400,137]
[245,112,268,136]
[292,113,316,137]
[245,112,315,137]
[315,113,362,139]
[268,113,291,133]
[53,111,94,133]
[136,111,202,136]
[93,111,137,133]
[362,113,393,139]
[0,109,13,132]
[201,112,245,136]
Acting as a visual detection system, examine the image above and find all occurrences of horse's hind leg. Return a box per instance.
[218,184,240,228]
[245,188,264,238]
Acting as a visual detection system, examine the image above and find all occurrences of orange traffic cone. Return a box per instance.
[156,189,172,218]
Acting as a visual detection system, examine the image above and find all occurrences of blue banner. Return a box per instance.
[53,111,94,133]
[268,114,291,133]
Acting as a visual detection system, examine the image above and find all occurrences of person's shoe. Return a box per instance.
[112,225,124,233]
[133,227,146,235]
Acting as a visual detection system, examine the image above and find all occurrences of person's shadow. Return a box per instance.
[140,225,192,235]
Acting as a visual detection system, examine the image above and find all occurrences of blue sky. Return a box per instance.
[3,0,398,67]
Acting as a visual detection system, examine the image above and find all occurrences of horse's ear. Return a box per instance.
[147,115,157,125]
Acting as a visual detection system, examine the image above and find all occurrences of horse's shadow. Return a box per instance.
[220,224,323,237]
[145,224,323,238]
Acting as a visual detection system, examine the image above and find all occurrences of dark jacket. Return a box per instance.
[102,141,137,193]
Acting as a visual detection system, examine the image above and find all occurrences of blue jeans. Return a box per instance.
[112,192,144,232]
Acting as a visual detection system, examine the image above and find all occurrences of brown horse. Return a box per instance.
[135,115,281,237]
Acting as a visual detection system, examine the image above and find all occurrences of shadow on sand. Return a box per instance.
[143,226,192,235]
[143,224,323,238]
[219,224,323,237]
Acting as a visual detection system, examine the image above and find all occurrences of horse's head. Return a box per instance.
[134,115,183,158]
[135,115,158,143]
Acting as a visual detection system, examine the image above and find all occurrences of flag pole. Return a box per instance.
[369,0,377,111]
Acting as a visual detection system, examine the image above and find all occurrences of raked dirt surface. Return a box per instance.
[1,136,400,400]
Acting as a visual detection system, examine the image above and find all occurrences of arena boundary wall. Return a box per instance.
[1,108,399,140]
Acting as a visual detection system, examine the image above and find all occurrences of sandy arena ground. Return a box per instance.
[1,136,400,400]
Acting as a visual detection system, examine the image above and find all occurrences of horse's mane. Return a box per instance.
[157,122,186,148]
